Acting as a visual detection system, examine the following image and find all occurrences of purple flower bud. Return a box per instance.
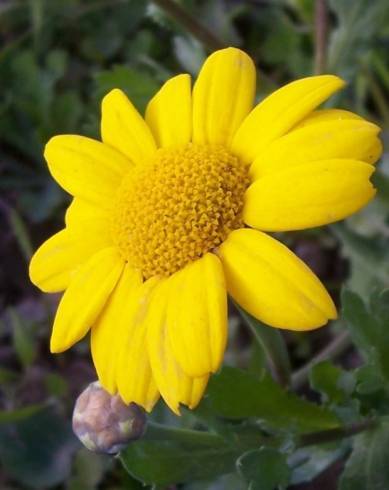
[72,381,146,454]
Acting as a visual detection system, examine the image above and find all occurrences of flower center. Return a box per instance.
[112,143,250,279]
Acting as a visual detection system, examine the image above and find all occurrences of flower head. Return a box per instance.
[72,381,146,454]
[30,48,382,414]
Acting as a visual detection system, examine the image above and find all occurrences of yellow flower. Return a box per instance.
[29,48,382,414]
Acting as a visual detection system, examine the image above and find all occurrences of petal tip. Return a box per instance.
[50,337,65,354]
[43,135,64,161]
[103,87,125,102]
[321,74,346,89]
[330,308,338,321]
[101,89,130,114]
[322,295,338,321]
[217,46,252,58]
[188,400,200,410]
[28,257,38,285]
[143,400,158,413]
[169,403,181,416]
[28,253,54,293]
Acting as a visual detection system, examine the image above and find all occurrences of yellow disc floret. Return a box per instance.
[112,143,249,279]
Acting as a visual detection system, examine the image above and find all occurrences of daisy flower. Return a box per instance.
[29,48,382,414]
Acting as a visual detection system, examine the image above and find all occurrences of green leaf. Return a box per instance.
[206,367,340,433]
[331,223,389,296]
[67,448,108,490]
[0,406,79,489]
[185,473,246,490]
[95,66,159,112]
[51,90,83,134]
[342,289,389,381]
[45,372,69,398]
[355,365,385,395]
[259,8,308,77]
[290,445,345,485]
[237,448,291,490]
[339,419,389,490]
[8,207,33,261]
[120,439,241,486]
[309,361,360,423]
[0,367,19,384]
[309,361,355,405]
[9,308,36,368]
[78,1,145,62]
[0,404,46,424]
[21,180,65,223]
[173,36,205,75]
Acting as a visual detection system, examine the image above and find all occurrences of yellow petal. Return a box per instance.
[250,120,382,178]
[146,279,209,414]
[192,47,256,145]
[231,75,345,163]
[295,108,363,128]
[45,135,130,207]
[50,247,124,353]
[91,265,142,395]
[218,229,337,330]
[101,89,156,164]
[146,74,192,148]
[65,198,111,230]
[29,228,110,293]
[64,199,112,251]
[183,375,209,410]
[244,159,376,231]
[116,278,160,412]
[167,253,227,377]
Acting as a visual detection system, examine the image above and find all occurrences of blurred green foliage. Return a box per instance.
[1,0,389,489]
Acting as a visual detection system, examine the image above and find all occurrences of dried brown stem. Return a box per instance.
[151,0,226,51]
[314,0,328,74]
[299,418,377,447]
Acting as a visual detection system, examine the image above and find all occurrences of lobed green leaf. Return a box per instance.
[205,367,340,433]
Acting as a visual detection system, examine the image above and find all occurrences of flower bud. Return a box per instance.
[72,381,146,454]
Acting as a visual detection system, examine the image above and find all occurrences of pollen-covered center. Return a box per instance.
[112,143,250,279]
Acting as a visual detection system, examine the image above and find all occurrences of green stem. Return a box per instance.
[8,207,34,262]
[364,69,389,127]
[145,417,375,452]
[238,306,291,388]
[144,422,225,447]
[371,53,389,92]
[299,418,377,447]
[291,330,351,391]
[151,0,226,51]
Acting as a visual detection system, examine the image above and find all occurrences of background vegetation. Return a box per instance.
[1,0,389,488]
